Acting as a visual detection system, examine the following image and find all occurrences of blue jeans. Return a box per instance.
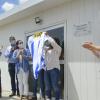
[33,69,45,97]
[44,68,60,100]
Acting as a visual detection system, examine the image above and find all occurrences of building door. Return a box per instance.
[26,23,66,100]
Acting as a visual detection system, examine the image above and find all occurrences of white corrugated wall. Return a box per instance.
[0,0,100,99]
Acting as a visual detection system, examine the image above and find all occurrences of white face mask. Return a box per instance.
[18,43,24,49]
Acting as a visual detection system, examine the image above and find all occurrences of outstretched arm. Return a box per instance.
[82,42,100,57]
[82,42,100,51]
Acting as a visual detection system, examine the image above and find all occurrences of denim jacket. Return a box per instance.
[13,49,31,74]
[4,46,15,63]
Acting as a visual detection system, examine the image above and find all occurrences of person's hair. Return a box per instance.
[9,36,15,41]
[16,40,23,49]
[53,37,60,46]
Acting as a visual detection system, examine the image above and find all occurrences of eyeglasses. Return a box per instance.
[19,42,23,44]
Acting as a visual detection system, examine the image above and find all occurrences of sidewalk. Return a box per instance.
[0,91,43,100]
[0,91,63,100]
[0,91,20,100]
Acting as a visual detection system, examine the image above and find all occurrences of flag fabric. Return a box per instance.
[28,32,47,79]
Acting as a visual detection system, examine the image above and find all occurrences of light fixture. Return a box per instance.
[34,17,42,24]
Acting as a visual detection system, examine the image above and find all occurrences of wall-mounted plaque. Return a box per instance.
[74,22,91,37]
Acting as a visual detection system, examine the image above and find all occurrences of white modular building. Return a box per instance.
[0,0,100,100]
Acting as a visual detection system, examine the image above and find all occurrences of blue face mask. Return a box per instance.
[11,44,16,47]
[11,40,16,47]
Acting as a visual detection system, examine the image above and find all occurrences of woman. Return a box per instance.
[13,40,31,100]
[43,35,62,100]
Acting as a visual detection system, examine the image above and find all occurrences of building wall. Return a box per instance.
[0,0,100,100]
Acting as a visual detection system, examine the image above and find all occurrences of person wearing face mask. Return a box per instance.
[4,36,19,97]
[43,35,62,100]
[13,40,31,100]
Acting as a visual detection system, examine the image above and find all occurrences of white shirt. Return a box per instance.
[45,36,62,70]
[4,46,15,63]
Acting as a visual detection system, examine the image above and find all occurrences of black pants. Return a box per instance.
[33,69,45,98]
[8,63,19,94]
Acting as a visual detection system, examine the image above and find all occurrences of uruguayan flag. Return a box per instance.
[28,32,47,79]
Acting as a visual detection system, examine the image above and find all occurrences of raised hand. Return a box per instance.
[82,42,93,49]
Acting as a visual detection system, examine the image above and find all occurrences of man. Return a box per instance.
[4,36,19,97]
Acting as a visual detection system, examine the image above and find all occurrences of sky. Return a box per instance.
[0,0,29,14]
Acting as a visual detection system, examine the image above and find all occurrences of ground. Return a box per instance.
[0,91,63,100]
[0,91,34,100]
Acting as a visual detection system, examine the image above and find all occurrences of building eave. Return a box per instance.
[0,0,70,26]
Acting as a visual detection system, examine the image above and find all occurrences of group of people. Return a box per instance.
[0,31,62,100]
[1,31,98,100]
[4,37,30,100]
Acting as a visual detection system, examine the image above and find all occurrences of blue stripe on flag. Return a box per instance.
[40,56,45,67]
[31,42,34,59]
[38,40,40,48]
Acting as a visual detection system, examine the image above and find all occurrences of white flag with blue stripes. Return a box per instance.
[28,32,47,79]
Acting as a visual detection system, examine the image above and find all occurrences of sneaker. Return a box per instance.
[9,93,16,97]
[23,96,29,100]
[17,94,20,97]
[31,96,37,100]
[40,97,45,100]
[46,99,51,100]
[45,96,51,100]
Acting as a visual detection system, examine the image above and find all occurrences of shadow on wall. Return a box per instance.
[68,65,79,100]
